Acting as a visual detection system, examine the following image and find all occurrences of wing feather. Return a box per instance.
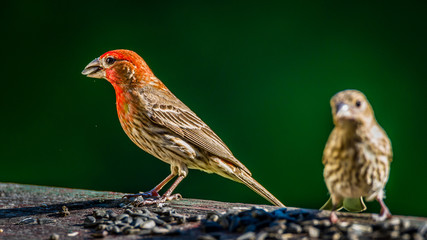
[140,87,251,175]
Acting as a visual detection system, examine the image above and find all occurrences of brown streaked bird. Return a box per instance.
[320,90,392,222]
[82,49,284,207]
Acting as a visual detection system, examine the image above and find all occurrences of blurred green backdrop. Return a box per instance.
[1,1,426,217]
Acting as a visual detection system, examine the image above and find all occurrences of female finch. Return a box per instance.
[82,49,284,207]
[321,90,392,222]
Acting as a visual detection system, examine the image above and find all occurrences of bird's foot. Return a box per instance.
[122,190,160,200]
[132,193,182,206]
[330,212,339,224]
[373,208,392,221]
[122,192,182,206]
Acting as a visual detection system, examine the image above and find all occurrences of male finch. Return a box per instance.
[82,49,284,207]
[321,90,392,222]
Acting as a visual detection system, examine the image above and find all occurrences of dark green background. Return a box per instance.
[2,1,426,216]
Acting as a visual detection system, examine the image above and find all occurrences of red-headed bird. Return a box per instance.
[82,49,284,207]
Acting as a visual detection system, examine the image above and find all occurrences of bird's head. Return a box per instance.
[330,90,375,128]
[82,49,156,86]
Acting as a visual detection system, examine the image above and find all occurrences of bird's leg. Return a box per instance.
[123,173,176,199]
[161,174,185,200]
[330,197,340,224]
[135,175,185,205]
[374,196,392,221]
[330,209,339,224]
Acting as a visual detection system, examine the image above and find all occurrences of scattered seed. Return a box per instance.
[151,217,167,226]
[132,217,144,227]
[203,221,224,232]
[390,230,400,238]
[348,223,373,235]
[81,204,426,239]
[152,226,170,234]
[60,206,70,217]
[49,233,59,240]
[37,218,56,224]
[401,233,411,240]
[256,231,268,240]
[84,216,97,227]
[91,230,108,238]
[188,215,204,222]
[237,231,256,240]
[319,219,332,228]
[141,220,156,229]
[124,216,133,224]
[116,213,129,221]
[17,218,37,225]
[93,209,107,218]
[67,232,79,237]
[287,222,302,234]
[413,233,424,240]
[332,232,342,240]
[123,228,141,235]
[112,226,121,234]
[198,234,217,240]
[306,226,320,238]
[106,210,117,219]
[402,219,411,230]
[96,224,108,230]
[419,223,427,235]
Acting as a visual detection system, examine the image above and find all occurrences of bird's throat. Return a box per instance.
[112,84,131,118]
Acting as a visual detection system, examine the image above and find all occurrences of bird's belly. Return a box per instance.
[330,181,366,199]
[324,158,374,199]
[120,115,213,171]
[325,151,389,200]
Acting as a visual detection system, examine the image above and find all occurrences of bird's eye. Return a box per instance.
[105,57,116,65]
[355,100,361,108]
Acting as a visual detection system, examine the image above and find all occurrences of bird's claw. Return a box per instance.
[133,193,182,206]
[373,210,392,221]
[123,193,182,206]
[122,190,160,200]
[165,193,182,201]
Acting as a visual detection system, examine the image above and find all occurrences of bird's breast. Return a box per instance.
[324,140,389,199]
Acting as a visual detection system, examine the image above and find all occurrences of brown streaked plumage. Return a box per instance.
[321,90,392,223]
[82,49,284,207]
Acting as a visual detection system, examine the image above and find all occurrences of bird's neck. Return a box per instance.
[142,76,168,91]
[110,77,170,120]
[334,125,362,144]
[112,84,133,119]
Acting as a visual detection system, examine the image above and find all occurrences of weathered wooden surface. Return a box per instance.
[0,183,276,239]
[0,183,426,240]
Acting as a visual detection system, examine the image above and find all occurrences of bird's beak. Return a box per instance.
[336,102,351,118]
[82,58,105,79]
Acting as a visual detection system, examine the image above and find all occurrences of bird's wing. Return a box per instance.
[371,125,393,163]
[322,129,338,165]
[140,87,251,175]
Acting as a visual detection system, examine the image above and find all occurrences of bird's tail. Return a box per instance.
[210,157,285,207]
[236,171,285,207]
[320,196,366,212]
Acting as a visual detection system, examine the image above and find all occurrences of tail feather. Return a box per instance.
[343,197,366,212]
[320,197,366,212]
[237,171,285,207]
[210,156,285,207]
[320,197,343,211]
